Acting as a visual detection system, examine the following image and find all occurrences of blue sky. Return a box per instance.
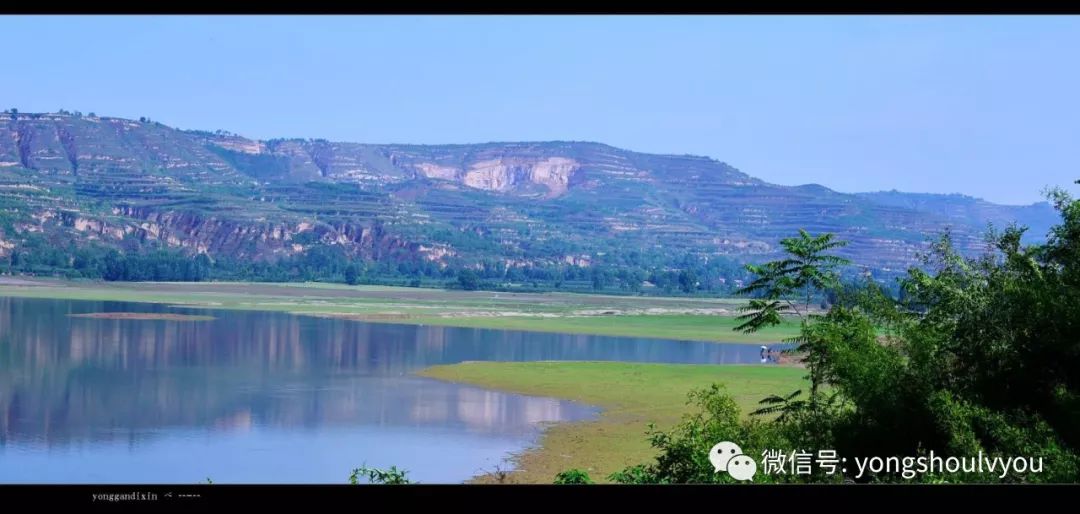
[4,15,1078,205]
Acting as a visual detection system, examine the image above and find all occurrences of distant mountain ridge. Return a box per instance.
[0,110,1059,277]
[856,190,1057,241]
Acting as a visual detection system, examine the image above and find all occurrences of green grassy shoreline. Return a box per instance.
[0,279,800,343]
[418,361,807,483]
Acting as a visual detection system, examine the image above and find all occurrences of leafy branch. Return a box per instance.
[348,465,413,485]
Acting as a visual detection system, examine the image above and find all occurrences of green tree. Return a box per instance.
[678,269,697,293]
[590,267,608,291]
[734,230,850,404]
[348,465,412,485]
[457,268,480,291]
[193,253,212,282]
[553,469,594,484]
[735,229,851,330]
[344,264,359,285]
[598,184,1080,484]
[102,250,127,281]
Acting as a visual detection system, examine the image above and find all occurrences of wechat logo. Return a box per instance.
[709,441,757,481]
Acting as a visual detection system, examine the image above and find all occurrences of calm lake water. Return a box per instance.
[0,296,779,484]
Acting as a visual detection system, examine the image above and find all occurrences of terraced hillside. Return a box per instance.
[0,111,1058,275]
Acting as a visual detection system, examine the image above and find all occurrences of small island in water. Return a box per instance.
[69,312,216,321]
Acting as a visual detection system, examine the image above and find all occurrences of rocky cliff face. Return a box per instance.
[7,201,450,266]
[0,111,1059,271]
[415,155,579,197]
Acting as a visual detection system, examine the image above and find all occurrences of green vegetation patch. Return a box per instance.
[395,314,798,343]
[0,281,795,343]
[417,361,806,483]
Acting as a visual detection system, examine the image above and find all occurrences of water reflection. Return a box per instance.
[0,296,774,483]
